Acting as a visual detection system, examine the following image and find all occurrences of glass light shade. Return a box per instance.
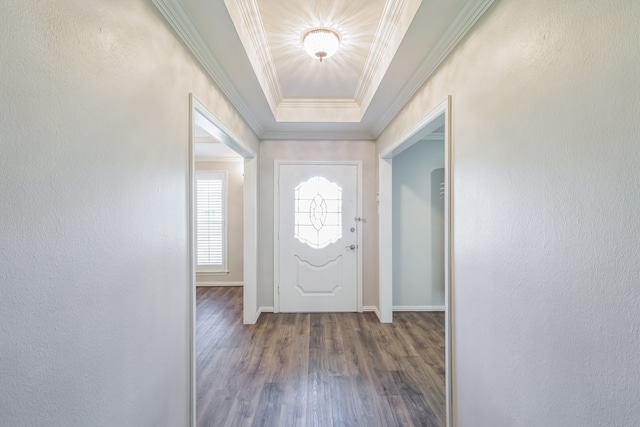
[303,29,340,62]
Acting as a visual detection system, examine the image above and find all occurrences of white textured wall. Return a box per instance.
[258,140,378,309]
[392,139,445,308]
[378,0,640,425]
[195,160,244,284]
[0,1,257,426]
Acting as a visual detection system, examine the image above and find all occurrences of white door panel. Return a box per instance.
[277,163,359,312]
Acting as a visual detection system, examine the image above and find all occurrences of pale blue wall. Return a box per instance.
[392,138,445,308]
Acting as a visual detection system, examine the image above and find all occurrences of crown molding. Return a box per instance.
[152,0,264,136]
[371,0,497,137]
[194,136,221,143]
[277,99,359,109]
[195,156,245,162]
[275,99,362,123]
[354,0,422,114]
[422,131,445,141]
[155,0,495,140]
[223,0,283,116]
[260,130,375,141]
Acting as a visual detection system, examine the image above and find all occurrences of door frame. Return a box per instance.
[378,96,453,427]
[188,94,258,426]
[273,160,364,314]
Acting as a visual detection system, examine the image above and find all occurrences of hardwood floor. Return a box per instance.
[196,287,445,427]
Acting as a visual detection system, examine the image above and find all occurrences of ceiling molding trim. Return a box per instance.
[152,0,264,136]
[278,99,360,109]
[353,0,422,115]
[260,130,375,141]
[195,137,222,143]
[195,156,245,162]
[372,0,497,137]
[422,132,445,141]
[275,99,361,123]
[224,0,283,117]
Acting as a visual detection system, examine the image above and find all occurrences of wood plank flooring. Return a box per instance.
[196,287,445,427]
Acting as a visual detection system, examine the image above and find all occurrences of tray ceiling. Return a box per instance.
[225,0,421,123]
[154,0,495,139]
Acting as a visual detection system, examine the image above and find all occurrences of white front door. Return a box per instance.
[277,163,359,312]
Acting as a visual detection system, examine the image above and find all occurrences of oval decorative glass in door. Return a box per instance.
[294,176,342,249]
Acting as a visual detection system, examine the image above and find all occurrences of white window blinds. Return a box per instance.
[196,171,227,271]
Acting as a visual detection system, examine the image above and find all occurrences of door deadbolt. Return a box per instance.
[346,244,356,250]
[350,227,356,232]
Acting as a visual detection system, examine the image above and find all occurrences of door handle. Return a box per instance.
[346,244,356,250]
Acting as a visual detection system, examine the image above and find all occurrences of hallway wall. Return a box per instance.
[0,1,258,426]
[377,0,640,425]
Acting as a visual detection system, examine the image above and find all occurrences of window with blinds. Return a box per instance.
[196,170,227,272]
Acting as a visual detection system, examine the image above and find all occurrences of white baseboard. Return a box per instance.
[256,306,274,319]
[363,305,382,320]
[393,305,445,312]
[255,306,389,320]
[196,281,244,287]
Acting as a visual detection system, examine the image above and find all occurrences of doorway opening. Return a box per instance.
[378,96,453,426]
[188,94,258,425]
[194,126,244,286]
[392,120,445,312]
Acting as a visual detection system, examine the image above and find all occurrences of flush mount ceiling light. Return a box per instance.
[302,28,340,62]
